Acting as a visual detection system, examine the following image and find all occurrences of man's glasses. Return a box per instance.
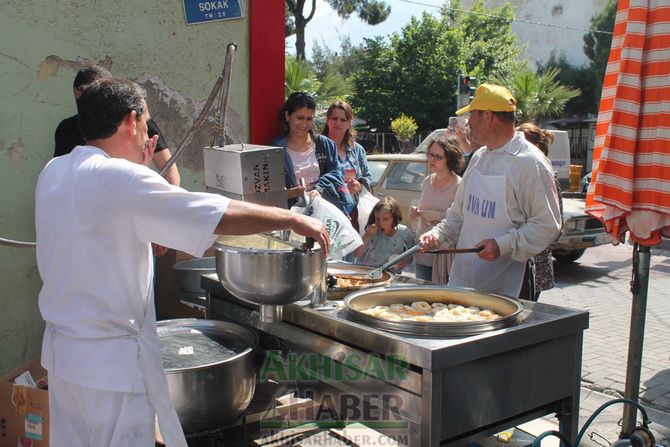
[426,152,445,161]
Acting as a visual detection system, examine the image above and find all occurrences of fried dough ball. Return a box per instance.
[378,312,403,321]
[411,301,432,313]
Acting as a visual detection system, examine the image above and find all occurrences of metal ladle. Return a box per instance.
[337,245,484,280]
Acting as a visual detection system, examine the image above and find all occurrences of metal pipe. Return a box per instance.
[260,304,283,323]
[622,243,651,435]
[158,42,237,178]
[214,42,237,147]
[0,237,35,248]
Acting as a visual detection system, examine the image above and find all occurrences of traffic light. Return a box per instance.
[467,76,477,100]
[458,75,470,94]
[457,75,477,110]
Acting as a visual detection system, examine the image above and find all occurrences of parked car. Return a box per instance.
[368,152,610,263]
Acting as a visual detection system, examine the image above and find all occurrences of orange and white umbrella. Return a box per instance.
[586,0,670,244]
[585,0,670,435]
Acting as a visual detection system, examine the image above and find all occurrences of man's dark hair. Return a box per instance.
[73,65,112,91]
[77,79,146,141]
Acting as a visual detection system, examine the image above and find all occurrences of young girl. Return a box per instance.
[353,197,416,271]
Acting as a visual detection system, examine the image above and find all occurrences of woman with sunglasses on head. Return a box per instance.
[410,137,464,283]
[517,122,563,301]
[321,100,372,231]
[273,92,354,214]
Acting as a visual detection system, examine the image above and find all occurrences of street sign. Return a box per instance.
[183,0,244,25]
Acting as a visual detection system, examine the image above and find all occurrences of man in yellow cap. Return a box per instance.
[419,84,561,299]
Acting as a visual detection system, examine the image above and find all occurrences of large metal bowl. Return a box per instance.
[173,257,215,295]
[158,318,258,433]
[344,286,523,337]
[214,234,325,306]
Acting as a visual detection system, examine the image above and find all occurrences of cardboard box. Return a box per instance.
[0,360,49,447]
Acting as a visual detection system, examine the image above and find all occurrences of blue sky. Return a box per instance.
[285,0,440,57]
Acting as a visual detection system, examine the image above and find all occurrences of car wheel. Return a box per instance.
[552,248,586,263]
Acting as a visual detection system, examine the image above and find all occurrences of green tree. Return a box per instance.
[352,0,521,131]
[286,0,391,61]
[583,0,617,100]
[311,35,365,81]
[495,65,580,123]
[284,55,352,107]
[538,52,599,116]
[390,114,418,153]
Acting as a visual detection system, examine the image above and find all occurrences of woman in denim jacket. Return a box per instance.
[273,92,354,214]
[322,101,372,231]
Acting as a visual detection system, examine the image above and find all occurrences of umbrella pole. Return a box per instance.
[621,243,651,436]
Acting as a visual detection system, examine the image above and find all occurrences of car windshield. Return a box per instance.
[368,161,388,186]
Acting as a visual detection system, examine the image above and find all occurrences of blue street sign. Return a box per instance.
[183,0,244,25]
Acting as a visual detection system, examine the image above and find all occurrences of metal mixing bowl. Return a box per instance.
[158,318,258,433]
[214,234,325,306]
[344,286,523,337]
[173,257,215,295]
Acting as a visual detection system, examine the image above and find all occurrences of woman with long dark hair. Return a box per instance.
[272,92,354,213]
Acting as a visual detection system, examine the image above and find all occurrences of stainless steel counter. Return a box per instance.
[202,273,589,447]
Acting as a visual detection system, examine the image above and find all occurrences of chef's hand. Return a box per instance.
[291,215,329,256]
[476,239,500,261]
[141,135,158,167]
[409,206,421,219]
[418,232,439,252]
[152,243,169,257]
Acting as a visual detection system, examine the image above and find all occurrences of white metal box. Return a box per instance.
[204,144,287,208]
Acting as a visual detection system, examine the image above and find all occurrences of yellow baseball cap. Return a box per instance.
[455,83,517,115]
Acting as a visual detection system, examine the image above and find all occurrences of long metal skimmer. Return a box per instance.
[159,42,237,178]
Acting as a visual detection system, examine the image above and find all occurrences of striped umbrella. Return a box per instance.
[585,0,670,435]
[586,0,670,243]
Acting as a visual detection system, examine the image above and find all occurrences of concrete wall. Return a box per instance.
[459,0,608,67]
[0,0,250,374]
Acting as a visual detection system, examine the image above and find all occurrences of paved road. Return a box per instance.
[540,242,670,445]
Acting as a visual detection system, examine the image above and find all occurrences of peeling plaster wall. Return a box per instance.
[0,0,250,373]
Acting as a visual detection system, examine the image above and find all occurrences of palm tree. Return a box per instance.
[284,56,353,108]
[496,66,580,123]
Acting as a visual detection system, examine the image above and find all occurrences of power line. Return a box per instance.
[399,0,614,36]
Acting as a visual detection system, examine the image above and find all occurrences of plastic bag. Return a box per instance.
[295,196,362,259]
[356,187,380,237]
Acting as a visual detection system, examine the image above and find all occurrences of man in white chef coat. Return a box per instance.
[34,78,329,447]
[418,84,561,299]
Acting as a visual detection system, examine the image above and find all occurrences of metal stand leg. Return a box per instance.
[622,243,651,435]
[556,395,579,447]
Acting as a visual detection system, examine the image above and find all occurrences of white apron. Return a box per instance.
[47,284,187,447]
[448,167,525,297]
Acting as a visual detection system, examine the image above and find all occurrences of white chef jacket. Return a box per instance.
[430,132,561,263]
[35,145,230,392]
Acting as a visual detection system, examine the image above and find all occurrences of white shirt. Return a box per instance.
[430,132,561,262]
[287,145,320,186]
[35,146,229,392]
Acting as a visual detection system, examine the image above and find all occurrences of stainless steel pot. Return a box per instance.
[173,257,215,294]
[157,318,258,433]
[214,234,325,306]
[344,286,523,337]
